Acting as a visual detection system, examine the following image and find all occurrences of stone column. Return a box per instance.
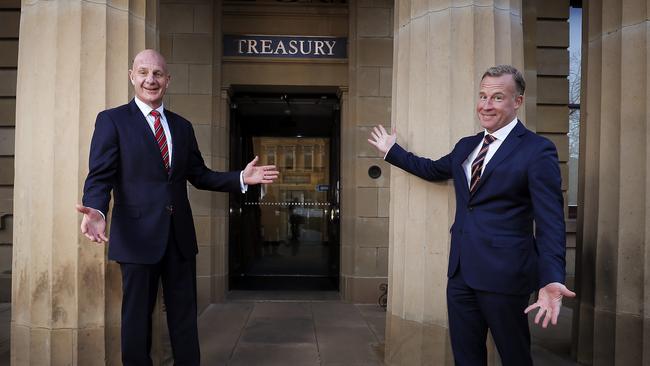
[11,0,156,364]
[385,1,524,365]
[574,1,649,365]
[344,0,394,304]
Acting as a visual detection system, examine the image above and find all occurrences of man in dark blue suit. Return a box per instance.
[368,65,575,365]
[76,49,278,365]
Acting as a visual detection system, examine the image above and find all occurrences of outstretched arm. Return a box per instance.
[369,124,453,181]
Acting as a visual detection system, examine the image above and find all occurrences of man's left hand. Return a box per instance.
[243,156,279,185]
[524,282,576,328]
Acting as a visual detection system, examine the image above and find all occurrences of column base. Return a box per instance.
[384,314,454,366]
[341,275,387,304]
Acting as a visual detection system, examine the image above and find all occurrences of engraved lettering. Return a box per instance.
[314,40,325,55]
[238,40,247,55]
[274,40,288,55]
[324,40,336,56]
[261,39,273,54]
[299,40,312,55]
[288,40,299,55]
[247,40,259,54]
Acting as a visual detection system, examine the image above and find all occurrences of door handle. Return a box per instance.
[330,207,339,221]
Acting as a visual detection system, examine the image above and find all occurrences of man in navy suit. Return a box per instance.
[76,49,278,365]
[368,65,575,365]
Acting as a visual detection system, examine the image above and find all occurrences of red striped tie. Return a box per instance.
[150,110,169,171]
[469,134,496,194]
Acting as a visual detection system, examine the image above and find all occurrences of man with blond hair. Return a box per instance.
[369,65,575,365]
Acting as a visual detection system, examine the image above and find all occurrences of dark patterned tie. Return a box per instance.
[469,134,496,194]
[150,110,169,171]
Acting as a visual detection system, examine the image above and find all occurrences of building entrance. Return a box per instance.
[228,88,340,291]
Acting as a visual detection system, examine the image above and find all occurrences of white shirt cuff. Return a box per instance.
[89,207,106,221]
[384,143,395,160]
[240,171,248,193]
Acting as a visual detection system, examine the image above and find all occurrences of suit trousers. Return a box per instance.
[446,266,532,366]
[119,223,200,366]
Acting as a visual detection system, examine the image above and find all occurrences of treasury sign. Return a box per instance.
[223,35,348,59]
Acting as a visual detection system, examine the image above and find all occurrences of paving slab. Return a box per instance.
[312,302,371,328]
[229,343,320,366]
[199,300,388,365]
[356,305,387,343]
[198,303,253,364]
[0,298,581,365]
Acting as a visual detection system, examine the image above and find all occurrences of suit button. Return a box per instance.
[166,205,174,215]
[468,206,473,211]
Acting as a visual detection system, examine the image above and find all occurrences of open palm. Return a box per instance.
[76,204,108,243]
[367,125,397,155]
[243,156,279,185]
[525,282,576,328]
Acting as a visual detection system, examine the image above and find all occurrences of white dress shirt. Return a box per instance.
[461,117,519,187]
[134,96,173,165]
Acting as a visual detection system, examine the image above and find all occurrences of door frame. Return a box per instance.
[226,86,342,292]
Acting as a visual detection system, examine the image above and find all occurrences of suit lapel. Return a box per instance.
[456,132,484,200]
[472,121,527,195]
[165,109,181,179]
[129,99,169,173]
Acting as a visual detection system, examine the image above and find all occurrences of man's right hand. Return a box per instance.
[76,204,108,243]
[367,125,397,155]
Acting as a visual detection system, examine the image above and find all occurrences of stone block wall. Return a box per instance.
[342,0,393,303]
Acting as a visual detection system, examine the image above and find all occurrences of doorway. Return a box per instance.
[228,87,341,291]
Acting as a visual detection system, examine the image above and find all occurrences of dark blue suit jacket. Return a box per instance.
[82,100,241,264]
[385,121,566,295]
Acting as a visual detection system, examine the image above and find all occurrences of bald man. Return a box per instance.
[77,50,278,365]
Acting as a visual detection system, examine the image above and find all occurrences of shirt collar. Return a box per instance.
[134,96,165,118]
[485,117,518,141]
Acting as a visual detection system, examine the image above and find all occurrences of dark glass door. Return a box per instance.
[229,91,340,291]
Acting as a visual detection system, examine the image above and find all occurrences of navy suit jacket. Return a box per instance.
[82,99,241,264]
[385,121,566,295]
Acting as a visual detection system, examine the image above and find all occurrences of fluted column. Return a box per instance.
[385,1,524,364]
[574,1,649,365]
[11,0,157,364]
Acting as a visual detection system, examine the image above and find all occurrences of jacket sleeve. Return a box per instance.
[82,112,119,216]
[185,123,240,192]
[384,143,453,181]
[528,138,566,288]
